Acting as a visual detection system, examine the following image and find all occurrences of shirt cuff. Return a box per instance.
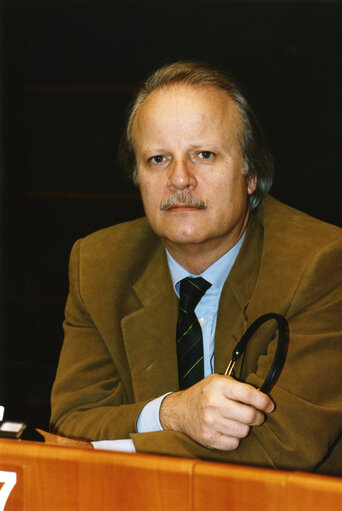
[91,393,172,452]
[137,393,172,433]
[92,439,136,452]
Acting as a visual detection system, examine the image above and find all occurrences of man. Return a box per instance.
[50,61,342,475]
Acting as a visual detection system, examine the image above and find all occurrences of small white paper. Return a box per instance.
[0,421,23,433]
[92,439,136,452]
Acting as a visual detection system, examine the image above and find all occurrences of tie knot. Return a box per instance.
[179,277,211,314]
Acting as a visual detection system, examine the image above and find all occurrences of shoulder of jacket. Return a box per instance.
[71,216,161,278]
[247,195,342,318]
[67,217,165,299]
[80,217,155,247]
[261,195,342,253]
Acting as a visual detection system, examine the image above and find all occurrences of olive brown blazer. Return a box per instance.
[50,196,342,476]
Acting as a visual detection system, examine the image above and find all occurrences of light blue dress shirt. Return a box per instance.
[92,233,245,451]
[166,236,244,377]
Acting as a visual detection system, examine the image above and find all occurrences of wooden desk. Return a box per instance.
[0,438,341,511]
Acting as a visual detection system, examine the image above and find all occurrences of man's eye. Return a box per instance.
[198,151,214,159]
[150,155,166,164]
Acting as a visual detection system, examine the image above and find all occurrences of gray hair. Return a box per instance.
[119,61,274,210]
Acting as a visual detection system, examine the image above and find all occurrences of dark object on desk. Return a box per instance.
[225,313,290,394]
[0,421,44,442]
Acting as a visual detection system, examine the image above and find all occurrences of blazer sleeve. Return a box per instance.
[50,240,150,441]
[131,237,342,474]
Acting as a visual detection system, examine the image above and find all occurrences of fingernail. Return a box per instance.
[266,400,275,413]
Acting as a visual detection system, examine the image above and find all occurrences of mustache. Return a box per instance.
[160,191,207,211]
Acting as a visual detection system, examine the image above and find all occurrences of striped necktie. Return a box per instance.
[176,277,212,389]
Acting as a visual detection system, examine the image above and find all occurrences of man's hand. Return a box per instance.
[159,374,274,451]
[37,429,94,449]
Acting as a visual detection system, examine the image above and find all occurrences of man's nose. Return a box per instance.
[167,158,197,191]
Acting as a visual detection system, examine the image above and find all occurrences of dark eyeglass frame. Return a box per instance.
[225,313,289,394]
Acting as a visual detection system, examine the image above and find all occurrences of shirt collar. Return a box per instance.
[166,231,245,295]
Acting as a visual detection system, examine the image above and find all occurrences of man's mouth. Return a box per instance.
[160,192,207,211]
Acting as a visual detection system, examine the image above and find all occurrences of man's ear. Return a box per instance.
[132,167,140,186]
[247,172,257,195]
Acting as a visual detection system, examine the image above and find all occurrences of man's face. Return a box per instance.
[132,84,256,259]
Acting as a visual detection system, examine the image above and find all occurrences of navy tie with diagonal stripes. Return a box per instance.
[177,277,212,390]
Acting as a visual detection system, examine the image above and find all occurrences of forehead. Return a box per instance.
[132,83,243,143]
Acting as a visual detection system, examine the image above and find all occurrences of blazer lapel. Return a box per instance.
[214,212,264,376]
[121,242,179,402]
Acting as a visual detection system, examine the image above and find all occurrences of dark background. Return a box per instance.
[1,0,341,429]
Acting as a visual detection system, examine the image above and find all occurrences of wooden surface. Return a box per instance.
[0,437,341,511]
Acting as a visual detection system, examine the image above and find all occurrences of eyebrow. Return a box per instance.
[140,144,224,156]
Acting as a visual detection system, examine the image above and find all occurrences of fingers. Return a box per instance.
[220,375,275,413]
[220,398,266,427]
[216,418,250,440]
[199,418,251,451]
[201,432,243,451]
